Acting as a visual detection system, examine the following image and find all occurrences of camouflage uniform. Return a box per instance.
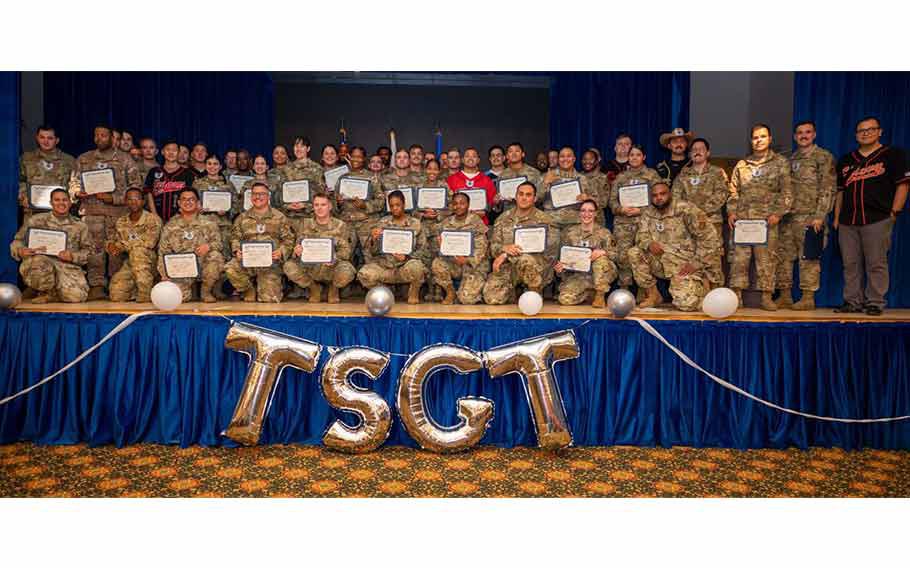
[431,212,489,304]
[672,163,729,287]
[193,176,237,259]
[482,207,559,305]
[332,169,386,265]
[727,151,793,292]
[283,217,357,291]
[357,215,428,289]
[556,224,618,305]
[157,213,225,301]
[241,173,284,211]
[415,178,454,299]
[628,199,721,311]
[541,168,596,229]
[108,210,162,302]
[776,145,835,292]
[581,168,610,225]
[495,163,543,214]
[609,167,663,286]
[136,160,160,188]
[72,148,142,289]
[18,148,75,223]
[225,207,295,302]
[279,158,327,234]
[380,170,425,206]
[10,212,91,302]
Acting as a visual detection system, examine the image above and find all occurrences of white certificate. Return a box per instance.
[559,245,592,273]
[380,228,415,255]
[163,253,200,279]
[201,191,232,213]
[26,228,67,257]
[324,165,350,191]
[28,185,62,210]
[338,177,370,200]
[550,179,582,209]
[241,241,275,268]
[242,190,253,211]
[282,180,310,204]
[497,176,526,201]
[417,187,447,210]
[386,188,414,212]
[439,230,474,257]
[733,220,769,245]
[618,183,650,208]
[513,225,548,254]
[460,189,487,211]
[229,174,253,193]
[299,238,335,264]
[81,168,116,195]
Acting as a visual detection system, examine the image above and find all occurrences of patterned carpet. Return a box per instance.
[1,443,907,497]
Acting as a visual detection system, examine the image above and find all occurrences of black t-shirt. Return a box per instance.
[656,158,689,184]
[836,145,910,226]
[603,159,630,185]
[145,166,198,223]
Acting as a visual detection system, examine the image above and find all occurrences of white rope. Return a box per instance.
[631,317,910,424]
[0,311,154,406]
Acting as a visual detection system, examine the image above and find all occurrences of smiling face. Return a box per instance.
[249,186,270,212]
[349,147,365,170]
[177,146,190,164]
[579,201,596,224]
[628,147,645,169]
[252,156,268,176]
[557,148,575,171]
[751,127,771,153]
[272,145,288,166]
[368,155,384,172]
[689,140,709,166]
[322,146,338,167]
[120,132,134,152]
[178,190,199,215]
[237,151,250,171]
[425,160,440,183]
[489,147,504,168]
[581,151,597,173]
[312,194,332,221]
[293,141,309,160]
[855,118,882,147]
[452,192,469,217]
[463,149,480,170]
[50,190,71,216]
[394,150,410,170]
[409,147,424,168]
[794,124,816,149]
[205,156,221,177]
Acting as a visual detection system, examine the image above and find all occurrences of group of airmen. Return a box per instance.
[13,120,836,312]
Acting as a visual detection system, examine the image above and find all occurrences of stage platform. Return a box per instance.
[2,300,909,451]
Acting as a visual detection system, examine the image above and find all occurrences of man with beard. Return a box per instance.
[656,127,693,184]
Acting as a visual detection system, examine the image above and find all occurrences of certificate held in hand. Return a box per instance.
[459,189,487,212]
[229,174,254,193]
[241,241,275,268]
[201,191,232,213]
[618,183,650,208]
[386,188,414,211]
[497,176,526,201]
[81,168,116,195]
[26,228,68,257]
[416,187,447,210]
[379,228,415,255]
[549,179,582,208]
[338,177,370,200]
[439,230,474,257]
[28,185,63,210]
[513,225,548,254]
[559,245,592,273]
[324,165,350,191]
[163,253,200,279]
[282,180,310,204]
[242,190,254,211]
[733,220,769,245]
[299,238,335,264]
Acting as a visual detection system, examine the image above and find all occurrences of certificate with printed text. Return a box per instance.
[26,228,67,257]
[379,228,415,255]
[324,165,350,191]
[550,179,582,209]
[497,176,526,201]
[299,238,335,264]
[282,180,310,204]
[416,187,447,210]
[513,225,548,254]
[163,253,200,279]
[460,189,487,211]
[241,241,274,268]
[386,188,415,211]
[229,175,254,193]
[202,191,232,213]
[338,177,370,200]
[618,183,650,208]
[439,230,474,257]
[733,220,769,245]
[242,190,253,211]
[559,246,592,273]
[28,185,62,210]
[81,168,116,195]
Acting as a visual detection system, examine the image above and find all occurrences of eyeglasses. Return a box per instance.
[251,193,270,198]
[856,127,881,135]
[179,198,197,203]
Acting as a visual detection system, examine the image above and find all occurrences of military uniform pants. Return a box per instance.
[350,219,377,267]
[776,215,823,291]
[707,221,725,287]
[225,258,285,303]
[729,223,780,292]
[431,257,487,305]
[84,214,123,288]
[613,221,638,287]
[482,254,551,305]
[284,260,357,289]
[627,247,706,311]
[20,255,89,303]
[167,252,226,301]
[109,248,157,302]
[556,257,617,305]
[357,260,426,288]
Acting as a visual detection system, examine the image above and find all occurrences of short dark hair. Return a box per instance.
[140,137,157,146]
[690,137,710,152]
[376,145,391,153]
[488,145,505,156]
[463,146,479,156]
[630,144,646,155]
[161,139,179,149]
[794,120,816,132]
[205,153,221,163]
[125,187,144,198]
[94,124,112,134]
[312,192,331,203]
[558,145,575,155]
[179,188,200,200]
[224,148,237,155]
[349,145,366,156]
[322,144,338,154]
[652,181,670,192]
[750,123,772,137]
[49,187,69,200]
[580,198,598,210]
[506,142,525,153]
[855,115,881,130]
[517,181,537,195]
[408,144,424,152]
[387,189,405,205]
[250,182,269,192]
[451,191,470,204]
[36,124,56,135]
[615,132,633,143]
[121,129,134,138]
[425,159,440,169]
[192,142,208,151]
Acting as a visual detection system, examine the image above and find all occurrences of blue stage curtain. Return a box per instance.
[1,313,908,450]
[43,72,275,159]
[549,72,690,165]
[0,72,19,284]
[794,72,910,308]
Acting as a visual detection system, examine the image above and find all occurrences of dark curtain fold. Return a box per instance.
[1,313,907,450]
[794,71,910,307]
[0,72,19,284]
[42,72,275,159]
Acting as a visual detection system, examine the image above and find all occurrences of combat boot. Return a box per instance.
[87,286,106,301]
[760,292,778,311]
[638,285,662,309]
[792,291,815,311]
[136,292,151,303]
[731,287,743,307]
[308,282,323,304]
[21,287,38,300]
[212,278,228,300]
[441,284,457,305]
[30,290,59,304]
[243,288,257,302]
[407,282,421,304]
[201,286,217,303]
[327,286,340,304]
[776,288,793,309]
[287,284,306,299]
[528,285,543,295]
[591,291,606,308]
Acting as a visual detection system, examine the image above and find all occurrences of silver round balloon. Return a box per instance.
[607,289,636,318]
[0,283,22,311]
[365,285,394,317]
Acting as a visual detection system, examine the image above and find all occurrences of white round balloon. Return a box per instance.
[151,281,183,311]
[702,287,738,319]
[518,291,543,316]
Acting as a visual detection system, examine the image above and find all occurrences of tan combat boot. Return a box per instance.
[243,288,257,302]
[441,284,457,305]
[327,286,340,304]
[201,286,217,303]
[308,282,323,304]
[407,282,421,304]
[21,287,38,300]
[792,290,815,311]
[731,288,743,307]
[591,291,606,308]
[760,292,778,311]
[776,288,793,309]
[31,290,60,304]
[87,286,106,301]
[638,285,662,309]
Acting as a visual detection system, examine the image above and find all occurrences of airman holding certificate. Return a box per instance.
[431,192,490,305]
[283,193,356,304]
[280,141,328,234]
[580,149,610,225]
[11,189,91,304]
[332,146,386,265]
[106,188,162,303]
[193,154,237,258]
[240,154,285,212]
[415,159,454,300]
[554,200,617,307]
[540,146,597,229]
[494,142,543,216]
[18,125,75,225]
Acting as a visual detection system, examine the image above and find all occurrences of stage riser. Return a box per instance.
[1,313,908,450]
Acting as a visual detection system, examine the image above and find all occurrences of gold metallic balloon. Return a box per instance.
[483,330,579,450]
[223,322,322,445]
[397,344,494,454]
[320,347,392,453]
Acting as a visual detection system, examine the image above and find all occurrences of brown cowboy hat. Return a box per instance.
[659,127,694,148]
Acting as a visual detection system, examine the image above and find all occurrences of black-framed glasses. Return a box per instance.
[856,127,881,135]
